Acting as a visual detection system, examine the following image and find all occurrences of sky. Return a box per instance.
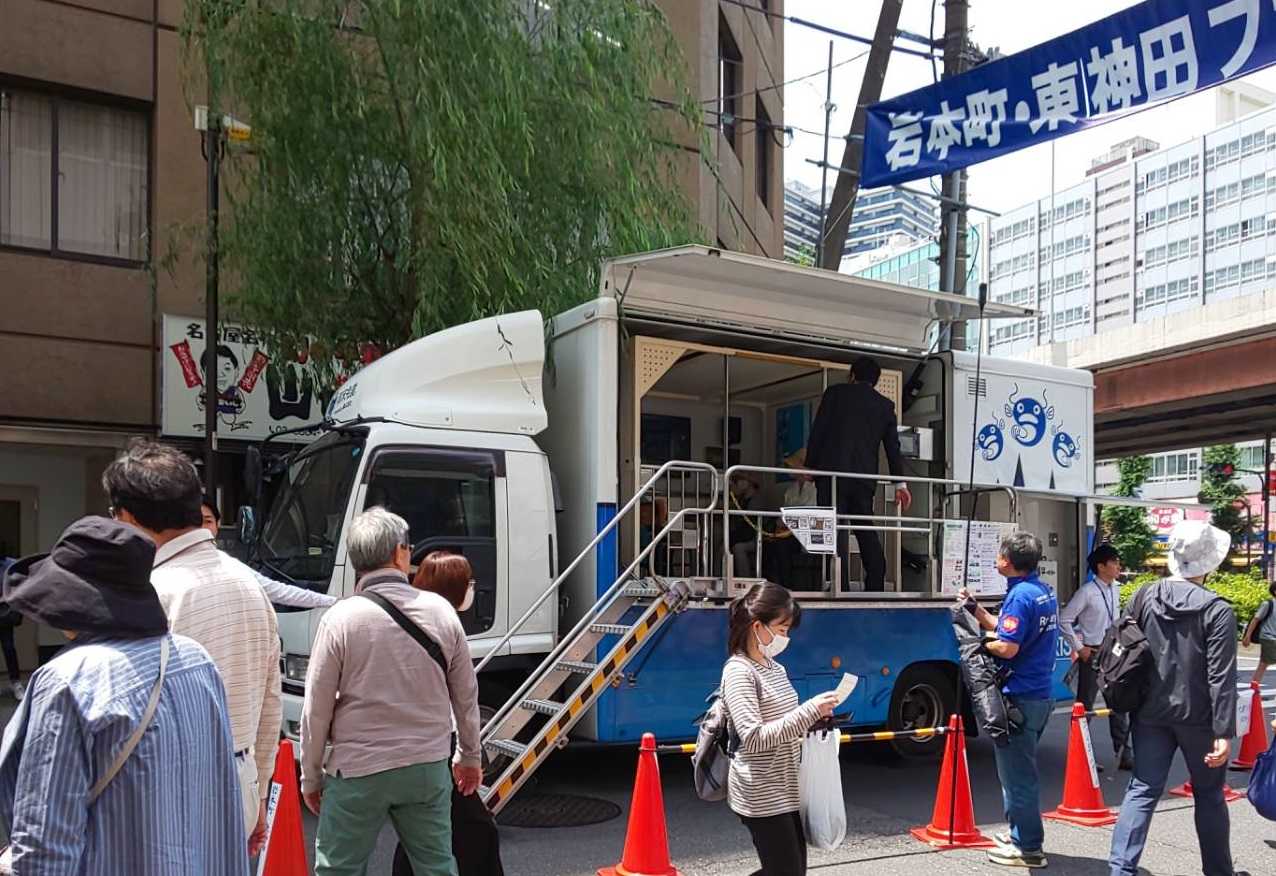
[781,0,1276,215]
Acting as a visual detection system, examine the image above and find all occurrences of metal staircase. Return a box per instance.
[475,461,719,815]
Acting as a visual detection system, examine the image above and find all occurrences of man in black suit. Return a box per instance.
[805,355,911,591]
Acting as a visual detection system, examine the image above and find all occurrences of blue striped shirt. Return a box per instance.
[0,634,248,875]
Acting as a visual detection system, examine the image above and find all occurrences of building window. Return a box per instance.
[718,15,743,156]
[0,88,148,263]
[755,98,771,209]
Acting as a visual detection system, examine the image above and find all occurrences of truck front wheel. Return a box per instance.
[887,665,956,758]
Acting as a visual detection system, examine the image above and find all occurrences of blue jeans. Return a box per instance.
[992,696,1053,853]
[1109,720,1232,876]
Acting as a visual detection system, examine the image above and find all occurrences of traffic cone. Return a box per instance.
[1044,703,1117,826]
[257,739,307,876]
[598,733,682,876]
[910,715,994,849]
[1168,781,1245,803]
[1232,682,1268,770]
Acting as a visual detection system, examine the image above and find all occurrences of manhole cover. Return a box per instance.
[496,792,621,828]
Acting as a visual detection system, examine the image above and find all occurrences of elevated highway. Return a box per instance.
[1018,290,1276,458]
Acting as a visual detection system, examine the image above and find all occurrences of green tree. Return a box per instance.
[1200,445,1251,554]
[183,0,703,371]
[1102,456,1156,571]
[786,244,815,267]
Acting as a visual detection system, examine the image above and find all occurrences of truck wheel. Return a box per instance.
[888,665,956,758]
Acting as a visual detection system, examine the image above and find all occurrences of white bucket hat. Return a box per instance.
[1167,519,1231,579]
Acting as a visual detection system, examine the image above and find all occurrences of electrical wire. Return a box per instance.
[706,49,869,106]
[718,0,939,61]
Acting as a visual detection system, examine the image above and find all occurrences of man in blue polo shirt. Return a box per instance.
[959,531,1058,869]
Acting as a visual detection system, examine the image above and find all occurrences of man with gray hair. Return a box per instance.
[958,531,1058,869]
[300,507,481,876]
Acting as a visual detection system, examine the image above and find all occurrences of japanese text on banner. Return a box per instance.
[863,0,1276,188]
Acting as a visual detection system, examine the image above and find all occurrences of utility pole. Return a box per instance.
[938,0,971,350]
[815,42,835,269]
[817,0,904,271]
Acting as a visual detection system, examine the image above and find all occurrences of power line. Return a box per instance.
[718,0,939,61]
[706,49,869,106]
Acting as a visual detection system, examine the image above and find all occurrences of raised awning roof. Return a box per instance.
[600,246,1031,354]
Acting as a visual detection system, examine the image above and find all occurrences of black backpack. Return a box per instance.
[1097,585,1153,714]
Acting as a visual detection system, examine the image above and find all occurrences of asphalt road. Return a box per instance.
[298,656,1276,875]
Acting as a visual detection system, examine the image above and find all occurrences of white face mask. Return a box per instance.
[755,625,790,659]
[458,585,475,613]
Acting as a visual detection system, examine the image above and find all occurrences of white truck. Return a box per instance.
[245,245,1109,813]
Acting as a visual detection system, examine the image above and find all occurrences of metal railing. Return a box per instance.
[722,463,1020,591]
[478,461,720,737]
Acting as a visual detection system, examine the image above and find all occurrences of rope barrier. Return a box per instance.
[656,725,950,756]
[656,710,1117,756]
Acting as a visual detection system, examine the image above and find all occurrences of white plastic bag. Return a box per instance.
[799,730,846,850]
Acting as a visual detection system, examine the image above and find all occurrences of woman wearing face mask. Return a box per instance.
[413,550,477,613]
[723,582,839,876]
[400,551,505,876]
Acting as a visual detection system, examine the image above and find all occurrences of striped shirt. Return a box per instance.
[722,655,822,818]
[0,634,248,875]
[151,529,282,797]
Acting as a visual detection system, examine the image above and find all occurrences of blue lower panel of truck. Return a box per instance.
[589,604,1075,745]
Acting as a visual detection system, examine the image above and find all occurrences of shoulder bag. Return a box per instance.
[0,636,170,873]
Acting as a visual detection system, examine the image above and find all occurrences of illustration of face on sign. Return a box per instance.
[1004,385,1054,448]
[169,323,269,433]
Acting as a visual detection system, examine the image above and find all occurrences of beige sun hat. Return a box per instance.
[1166,519,1231,579]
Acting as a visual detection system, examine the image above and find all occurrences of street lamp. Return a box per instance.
[194,106,251,496]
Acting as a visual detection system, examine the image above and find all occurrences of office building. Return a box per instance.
[784,179,938,264]
[982,83,1276,358]
[662,1,785,258]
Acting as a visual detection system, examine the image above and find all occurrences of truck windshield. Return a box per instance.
[259,432,364,586]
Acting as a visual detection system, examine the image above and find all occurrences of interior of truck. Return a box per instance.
[618,330,951,597]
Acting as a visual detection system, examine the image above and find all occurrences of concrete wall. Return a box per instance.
[656,0,785,258]
[0,0,207,432]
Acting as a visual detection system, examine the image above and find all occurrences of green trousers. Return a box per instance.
[314,760,458,876]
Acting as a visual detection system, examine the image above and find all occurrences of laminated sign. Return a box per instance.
[781,507,837,555]
[941,520,1019,596]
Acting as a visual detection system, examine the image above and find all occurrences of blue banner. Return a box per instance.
[862,0,1276,188]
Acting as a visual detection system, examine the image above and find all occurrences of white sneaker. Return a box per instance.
[12,680,25,702]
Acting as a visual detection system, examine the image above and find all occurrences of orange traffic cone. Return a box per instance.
[598,733,682,876]
[910,715,994,849]
[257,739,308,876]
[1168,781,1246,803]
[1232,681,1268,770]
[1044,703,1117,827]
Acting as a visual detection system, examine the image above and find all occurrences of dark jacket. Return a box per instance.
[1132,578,1237,738]
[806,381,903,496]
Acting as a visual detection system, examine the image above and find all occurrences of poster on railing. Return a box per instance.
[780,506,837,555]
[940,520,1019,596]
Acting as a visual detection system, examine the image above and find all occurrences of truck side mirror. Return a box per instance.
[239,506,257,546]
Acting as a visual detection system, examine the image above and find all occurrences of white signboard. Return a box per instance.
[952,356,1093,495]
[162,315,346,442]
[780,506,837,555]
[940,519,1018,596]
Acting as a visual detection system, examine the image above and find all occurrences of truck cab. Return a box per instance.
[255,312,558,741]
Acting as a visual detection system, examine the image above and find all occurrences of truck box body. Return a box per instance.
[267,246,1095,751]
